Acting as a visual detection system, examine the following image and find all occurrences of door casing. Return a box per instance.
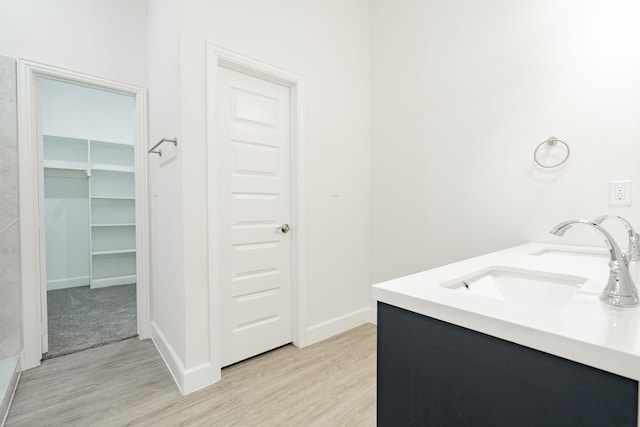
[206,44,308,381]
[17,59,150,369]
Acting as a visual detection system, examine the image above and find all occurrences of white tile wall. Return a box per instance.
[0,54,21,425]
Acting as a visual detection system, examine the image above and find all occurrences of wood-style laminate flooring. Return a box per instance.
[6,324,376,426]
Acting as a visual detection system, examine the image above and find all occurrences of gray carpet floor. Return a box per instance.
[45,284,137,359]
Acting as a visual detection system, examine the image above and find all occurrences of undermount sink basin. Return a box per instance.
[529,247,609,262]
[441,267,588,308]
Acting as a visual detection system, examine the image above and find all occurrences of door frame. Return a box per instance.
[17,59,151,369]
[206,44,308,379]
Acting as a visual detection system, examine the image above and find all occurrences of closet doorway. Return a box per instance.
[18,60,150,369]
[39,78,138,358]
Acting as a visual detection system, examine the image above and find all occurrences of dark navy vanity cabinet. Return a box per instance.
[377,302,638,426]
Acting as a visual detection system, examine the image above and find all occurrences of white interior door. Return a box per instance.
[215,66,292,367]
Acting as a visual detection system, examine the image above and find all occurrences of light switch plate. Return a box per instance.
[330,180,340,197]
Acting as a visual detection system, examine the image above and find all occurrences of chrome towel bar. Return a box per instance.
[148,137,178,157]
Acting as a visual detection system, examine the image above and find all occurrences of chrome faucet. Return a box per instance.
[550,219,639,308]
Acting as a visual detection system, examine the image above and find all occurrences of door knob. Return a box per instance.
[277,224,291,234]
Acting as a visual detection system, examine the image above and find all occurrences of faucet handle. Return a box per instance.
[593,215,640,260]
[628,233,640,261]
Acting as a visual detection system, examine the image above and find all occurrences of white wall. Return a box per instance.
[43,169,90,290]
[147,0,188,371]
[41,78,136,144]
[370,0,640,283]
[0,0,147,87]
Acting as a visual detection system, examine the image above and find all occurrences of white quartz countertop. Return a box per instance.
[371,242,640,381]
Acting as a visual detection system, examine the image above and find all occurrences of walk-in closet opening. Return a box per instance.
[40,78,138,358]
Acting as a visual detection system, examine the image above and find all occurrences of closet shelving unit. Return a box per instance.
[43,135,137,289]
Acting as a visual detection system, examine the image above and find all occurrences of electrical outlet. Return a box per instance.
[609,180,632,205]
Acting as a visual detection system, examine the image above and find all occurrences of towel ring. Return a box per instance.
[534,137,570,168]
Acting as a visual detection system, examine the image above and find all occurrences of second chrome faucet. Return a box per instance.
[593,215,640,271]
[550,218,640,308]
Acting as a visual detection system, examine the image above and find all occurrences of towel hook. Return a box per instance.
[148,137,178,157]
[534,136,570,168]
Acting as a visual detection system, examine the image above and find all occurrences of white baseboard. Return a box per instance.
[91,275,137,289]
[46,276,90,291]
[306,306,376,346]
[150,322,218,396]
